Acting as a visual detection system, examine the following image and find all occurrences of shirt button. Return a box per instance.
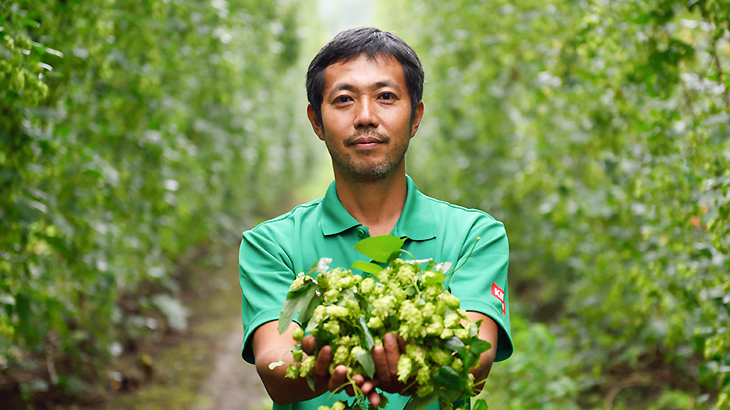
[357,229,365,238]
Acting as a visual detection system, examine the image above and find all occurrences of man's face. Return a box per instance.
[307,54,424,182]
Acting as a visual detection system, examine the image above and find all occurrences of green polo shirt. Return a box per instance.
[239,175,512,410]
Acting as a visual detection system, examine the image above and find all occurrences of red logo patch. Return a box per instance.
[492,283,506,315]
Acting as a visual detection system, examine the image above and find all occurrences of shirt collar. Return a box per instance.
[321,180,360,235]
[321,175,436,241]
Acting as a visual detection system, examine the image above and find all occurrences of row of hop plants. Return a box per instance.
[1,0,313,405]
[384,0,730,408]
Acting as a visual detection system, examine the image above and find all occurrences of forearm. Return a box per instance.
[466,311,498,393]
[255,348,327,404]
[470,345,496,393]
[253,321,332,405]
[253,321,326,404]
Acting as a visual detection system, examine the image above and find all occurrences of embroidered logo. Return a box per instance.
[491,282,506,315]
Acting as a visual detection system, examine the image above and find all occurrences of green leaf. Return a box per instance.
[445,336,465,351]
[473,399,489,410]
[351,260,383,275]
[445,337,467,358]
[21,17,40,28]
[422,271,447,286]
[434,366,462,390]
[355,347,375,378]
[359,316,375,350]
[297,290,322,326]
[16,197,47,224]
[304,311,321,333]
[285,279,316,299]
[354,235,405,263]
[278,284,317,334]
[470,339,492,356]
[31,44,47,55]
[83,169,104,179]
[403,393,439,410]
[278,297,299,334]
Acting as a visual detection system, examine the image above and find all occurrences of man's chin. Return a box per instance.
[342,164,396,183]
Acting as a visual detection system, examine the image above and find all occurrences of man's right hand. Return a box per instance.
[371,332,412,395]
[253,321,383,406]
[302,334,383,406]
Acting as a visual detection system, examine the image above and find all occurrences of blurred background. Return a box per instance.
[1,0,728,409]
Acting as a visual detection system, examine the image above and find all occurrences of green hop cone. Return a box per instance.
[292,327,304,341]
[397,356,412,382]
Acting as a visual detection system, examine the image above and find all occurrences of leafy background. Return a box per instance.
[1,0,729,409]
[1,0,316,405]
[385,0,730,409]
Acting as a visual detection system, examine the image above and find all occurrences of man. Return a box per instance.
[239,27,513,409]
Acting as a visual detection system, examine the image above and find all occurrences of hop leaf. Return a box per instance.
[354,235,405,263]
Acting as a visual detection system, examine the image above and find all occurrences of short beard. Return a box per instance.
[328,130,408,183]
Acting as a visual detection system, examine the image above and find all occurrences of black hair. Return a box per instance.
[306,27,424,125]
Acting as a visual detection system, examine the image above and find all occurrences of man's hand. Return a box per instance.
[371,332,412,395]
[302,334,383,406]
[371,315,498,396]
[254,314,497,405]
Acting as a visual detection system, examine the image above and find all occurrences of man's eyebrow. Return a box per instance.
[373,80,399,89]
[333,83,356,93]
[328,80,402,98]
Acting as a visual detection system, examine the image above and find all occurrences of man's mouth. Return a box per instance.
[346,132,389,147]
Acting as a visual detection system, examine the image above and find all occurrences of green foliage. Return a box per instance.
[276,235,488,410]
[384,0,730,408]
[0,0,312,404]
[479,315,580,410]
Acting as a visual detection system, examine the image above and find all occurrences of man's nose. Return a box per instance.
[354,99,378,129]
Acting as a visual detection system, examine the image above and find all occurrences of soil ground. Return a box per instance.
[61,248,271,410]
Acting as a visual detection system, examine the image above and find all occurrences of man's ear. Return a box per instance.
[410,101,425,138]
[307,104,324,140]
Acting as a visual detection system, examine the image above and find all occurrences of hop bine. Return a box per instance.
[271,235,490,410]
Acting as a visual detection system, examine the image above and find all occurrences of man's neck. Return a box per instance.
[333,171,407,237]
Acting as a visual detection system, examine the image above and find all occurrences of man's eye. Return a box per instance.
[334,96,352,104]
[379,92,396,101]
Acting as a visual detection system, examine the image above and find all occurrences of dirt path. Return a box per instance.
[189,250,271,410]
[80,249,271,410]
[193,320,270,410]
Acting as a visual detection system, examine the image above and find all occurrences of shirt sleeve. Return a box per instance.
[448,215,513,362]
[239,227,296,364]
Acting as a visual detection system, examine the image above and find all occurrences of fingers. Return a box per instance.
[368,389,382,407]
[347,374,381,406]
[329,364,349,393]
[302,335,317,355]
[342,373,363,396]
[313,344,332,388]
[372,332,405,393]
[308,338,387,402]
[372,345,392,387]
[359,378,377,396]
[397,334,407,352]
[383,333,401,381]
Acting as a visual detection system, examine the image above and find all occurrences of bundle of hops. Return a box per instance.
[271,235,490,410]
